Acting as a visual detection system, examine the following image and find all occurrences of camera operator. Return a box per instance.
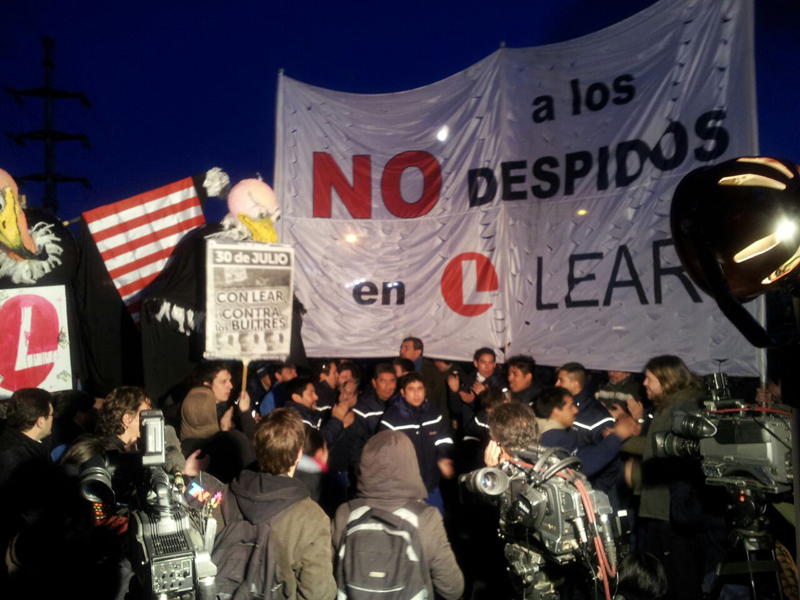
[96,386,153,451]
[483,401,540,468]
[636,355,706,600]
[471,402,540,597]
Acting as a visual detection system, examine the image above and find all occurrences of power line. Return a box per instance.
[5,36,91,214]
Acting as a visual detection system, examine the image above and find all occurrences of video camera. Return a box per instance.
[79,410,217,600]
[654,373,792,496]
[460,446,626,600]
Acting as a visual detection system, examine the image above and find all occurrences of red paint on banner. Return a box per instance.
[312,153,372,218]
[381,151,441,218]
[441,253,499,317]
[0,295,60,391]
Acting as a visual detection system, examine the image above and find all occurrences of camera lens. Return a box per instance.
[662,433,700,457]
[481,472,500,491]
[476,467,509,496]
[674,414,716,439]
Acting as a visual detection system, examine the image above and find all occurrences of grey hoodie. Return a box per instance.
[332,430,464,600]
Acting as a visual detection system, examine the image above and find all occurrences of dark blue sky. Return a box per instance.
[2,0,798,222]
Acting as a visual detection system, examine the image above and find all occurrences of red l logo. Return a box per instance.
[441,253,499,317]
[0,295,60,391]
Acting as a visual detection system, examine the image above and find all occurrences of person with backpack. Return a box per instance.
[211,408,336,600]
[332,430,464,600]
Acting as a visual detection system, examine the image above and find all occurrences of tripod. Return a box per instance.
[708,489,784,600]
[505,543,561,600]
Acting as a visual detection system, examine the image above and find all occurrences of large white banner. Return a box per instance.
[275,0,760,375]
[0,286,72,397]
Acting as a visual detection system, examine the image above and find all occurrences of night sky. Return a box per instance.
[2,0,799,223]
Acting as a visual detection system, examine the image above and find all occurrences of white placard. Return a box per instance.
[204,241,294,361]
[0,285,72,397]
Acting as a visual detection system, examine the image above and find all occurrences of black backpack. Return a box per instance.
[211,496,286,599]
[335,499,430,600]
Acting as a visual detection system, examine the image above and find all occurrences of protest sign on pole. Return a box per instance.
[204,241,294,361]
[0,285,72,397]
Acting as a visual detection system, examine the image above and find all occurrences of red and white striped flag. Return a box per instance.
[83,177,205,323]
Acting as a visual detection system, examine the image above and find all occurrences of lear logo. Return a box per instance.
[0,295,60,391]
[441,253,499,317]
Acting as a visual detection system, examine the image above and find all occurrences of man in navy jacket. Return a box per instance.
[534,386,636,499]
[284,377,347,449]
[556,363,614,446]
[447,347,506,431]
[379,372,454,513]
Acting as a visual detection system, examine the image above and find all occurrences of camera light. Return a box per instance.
[436,126,449,142]
[345,234,358,243]
[776,219,797,242]
[734,219,799,264]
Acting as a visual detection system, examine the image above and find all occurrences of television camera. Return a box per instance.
[79,410,217,600]
[655,372,792,497]
[655,373,792,598]
[460,446,626,600]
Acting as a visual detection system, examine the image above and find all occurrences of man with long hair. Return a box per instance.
[638,355,705,600]
[96,386,152,450]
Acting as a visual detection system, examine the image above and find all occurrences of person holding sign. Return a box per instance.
[193,362,256,439]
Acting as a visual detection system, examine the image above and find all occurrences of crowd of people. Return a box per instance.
[0,335,788,599]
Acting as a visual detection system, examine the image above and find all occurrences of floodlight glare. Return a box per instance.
[776,219,797,242]
[671,156,800,300]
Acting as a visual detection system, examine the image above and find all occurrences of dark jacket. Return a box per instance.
[420,358,448,418]
[220,470,336,600]
[0,427,51,492]
[378,398,453,492]
[285,399,344,449]
[349,390,397,470]
[570,389,621,493]
[182,430,256,484]
[443,363,468,424]
[352,390,393,436]
[246,374,270,412]
[313,380,337,415]
[462,409,491,444]
[260,381,290,415]
[214,400,257,440]
[0,426,55,581]
[639,386,705,521]
[332,430,464,600]
[536,418,623,488]
[460,409,492,472]
[512,381,545,406]
[572,387,616,446]
[450,369,506,430]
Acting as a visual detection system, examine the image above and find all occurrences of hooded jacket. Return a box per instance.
[180,387,220,440]
[221,470,336,600]
[332,431,464,600]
